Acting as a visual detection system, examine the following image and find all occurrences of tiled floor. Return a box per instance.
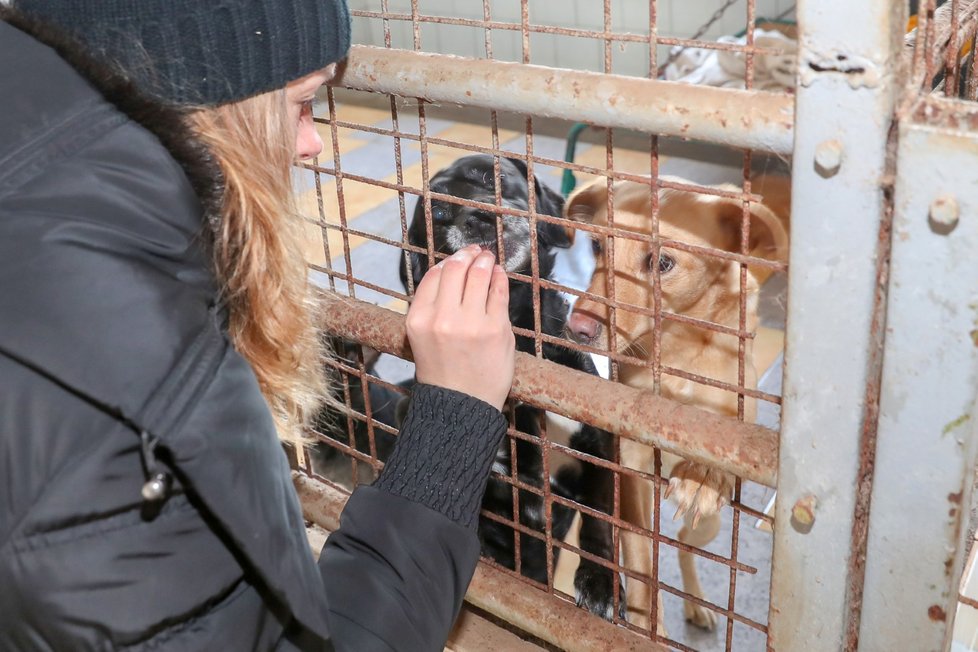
[300,99,785,651]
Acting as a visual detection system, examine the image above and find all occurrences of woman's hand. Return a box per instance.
[405,244,515,411]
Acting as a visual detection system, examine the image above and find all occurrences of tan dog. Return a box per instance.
[564,176,789,635]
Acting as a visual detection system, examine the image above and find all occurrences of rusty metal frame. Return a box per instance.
[855,102,978,649]
[302,3,788,647]
[766,0,907,649]
[296,0,978,648]
[332,45,794,154]
[317,291,778,487]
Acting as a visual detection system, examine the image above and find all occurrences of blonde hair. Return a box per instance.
[188,89,327,446]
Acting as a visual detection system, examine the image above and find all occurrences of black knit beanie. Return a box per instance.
[13,0,351,106]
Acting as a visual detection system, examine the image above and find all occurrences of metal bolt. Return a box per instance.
[929,194,960,228]
[791,494,817,527]
[814,140,843,177]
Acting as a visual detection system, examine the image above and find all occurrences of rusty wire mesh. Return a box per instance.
[296,1,794,650]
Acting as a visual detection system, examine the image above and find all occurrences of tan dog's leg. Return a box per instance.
[677,510,721,630]
[619,441,667,638]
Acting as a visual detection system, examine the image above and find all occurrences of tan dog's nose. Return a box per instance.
[567,311,602,344]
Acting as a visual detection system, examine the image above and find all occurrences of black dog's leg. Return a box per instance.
[569,423,622,620]
[539,342,621,620]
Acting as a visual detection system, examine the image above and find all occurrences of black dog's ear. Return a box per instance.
[534,180,572,249]
[399,248,430,294]
[400,196,434,293]
[505,157,529,180]
[505,157,573,249]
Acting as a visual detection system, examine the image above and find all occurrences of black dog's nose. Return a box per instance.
[463,211,502,240]
[465,210,497,225]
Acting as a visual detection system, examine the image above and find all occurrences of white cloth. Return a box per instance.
[663,28,797,92]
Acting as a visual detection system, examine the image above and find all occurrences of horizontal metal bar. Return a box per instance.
[446,605,543,652]
[914,93,978,130]
[317,291,779,486]
[332,46,794,154]
[293,473,666,652]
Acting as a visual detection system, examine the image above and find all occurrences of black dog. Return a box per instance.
[400,154,620,619]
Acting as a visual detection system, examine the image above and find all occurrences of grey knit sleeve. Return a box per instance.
[373,383,508,530]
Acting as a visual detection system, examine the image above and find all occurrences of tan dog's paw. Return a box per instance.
[684,599,718,630]
[664,462,733,528]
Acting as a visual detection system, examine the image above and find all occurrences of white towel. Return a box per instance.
[663,28,797,92]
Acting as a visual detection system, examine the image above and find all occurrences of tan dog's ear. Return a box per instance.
[564,178,613,246]
[565,178,610,224]
[752,174,792,233]
[714,198,790,283]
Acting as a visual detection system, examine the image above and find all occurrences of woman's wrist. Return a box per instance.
[373,383,508,530]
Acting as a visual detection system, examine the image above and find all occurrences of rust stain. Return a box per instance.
[928,605,947,622]
[970,329,978,346]
[949,491,963,504]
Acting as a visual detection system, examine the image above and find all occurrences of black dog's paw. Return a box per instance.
[574,558,625,621]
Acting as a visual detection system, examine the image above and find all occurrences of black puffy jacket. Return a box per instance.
[0,15,507,652]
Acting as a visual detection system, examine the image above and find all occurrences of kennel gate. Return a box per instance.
[291,0,978,649]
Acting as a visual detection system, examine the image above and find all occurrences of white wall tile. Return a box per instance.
[554,34,604,73]
[419,0,485,19]
[487,0,523,23]
[490,29,525,63]
[432,23,483,57]
[575,1,607,31]
[528,0,578,28]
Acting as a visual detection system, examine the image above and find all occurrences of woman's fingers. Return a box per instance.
[460,251,496,313]
[410,262,442,309]
[405,246,515,411]
[434,244,481,309]
[487,265,510,319]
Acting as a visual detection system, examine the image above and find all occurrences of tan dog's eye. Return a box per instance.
[591,238,602,255]
[647,252,676,275]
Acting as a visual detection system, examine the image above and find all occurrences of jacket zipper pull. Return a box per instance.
[139,429,172,502]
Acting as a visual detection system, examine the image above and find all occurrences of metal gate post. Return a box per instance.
[767,0,907,649]
[857,102,978,650]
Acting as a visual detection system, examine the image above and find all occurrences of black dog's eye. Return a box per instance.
[647,252,676,275]
[431,205,450,222]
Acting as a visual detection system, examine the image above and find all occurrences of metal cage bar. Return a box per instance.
[857,104,978,650]
[331,45,794,154]
[316,291,779,487]
[767,0,908,649]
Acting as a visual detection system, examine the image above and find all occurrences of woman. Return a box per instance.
[0,2,515,651]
